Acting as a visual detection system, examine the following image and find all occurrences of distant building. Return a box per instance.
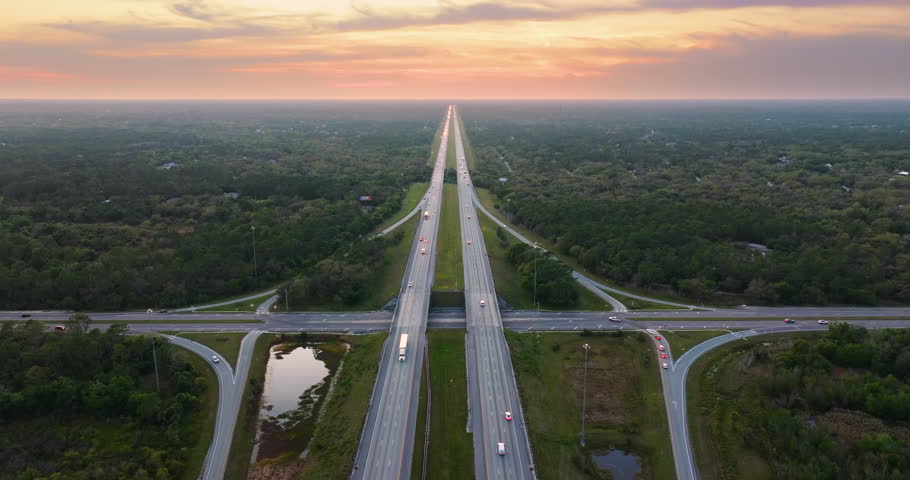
[899,171,909,176]
[223,192,240,199]
[158,162,179,170]
[358,195,376,202]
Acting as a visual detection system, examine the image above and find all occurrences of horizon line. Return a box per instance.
[2,97,910,102]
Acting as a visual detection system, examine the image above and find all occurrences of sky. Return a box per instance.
[1,0,909,99]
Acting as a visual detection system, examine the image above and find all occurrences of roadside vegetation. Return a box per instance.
[425,330,474,479]
[226,333,275,480]
[376,182,429,231]
[506,330,674,479]
[478,212,608,310]
[608,292,681,310]
[656,330,728,357]
[0,317,215,480]
[196,292,275,312]
[434,184,464,290]
[461,103,910,306]
[179,332,247,369]
[297,333,385,479]
[288,214,419,311]
[689,325,910,479]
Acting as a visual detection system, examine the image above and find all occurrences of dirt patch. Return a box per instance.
[247,459,303,480]
[562,346,635,425]
[817,408,910,443]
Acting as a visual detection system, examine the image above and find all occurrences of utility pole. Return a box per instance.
[152,337,161,392]
[285,285,290,312]
[581,343,590,446]
[251,225,258,285]
[507,197,511,223]
[533,242,539,307]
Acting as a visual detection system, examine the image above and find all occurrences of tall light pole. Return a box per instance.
[251,226,258,285]
[507,197,511,223]
[533,242,540,308]
[581,343,590,446]
[152,337,161,392]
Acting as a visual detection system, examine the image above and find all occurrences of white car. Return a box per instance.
[408,282,413,288]
[608,316,621,322]
[212,356,220,363]
[662,362,668,369]
[817,319,829,324]
[480,300,486,307]
[497,442,506,455]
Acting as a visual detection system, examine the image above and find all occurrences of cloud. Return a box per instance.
[0,66,80,83]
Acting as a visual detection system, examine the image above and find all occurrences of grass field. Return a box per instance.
[477,211,609,311]
[410,354,429,480]
[179,332,247,370]
[377,182,430,231]
[434,184,464,290]
[506,330,674,480]
[196,292,276,312]
[171,343,220,480]
[455,112,478,171]
[224,333,275,480]
[657,330,728,357]
[425,330,474,479]
[609,292,683,310]
[686,332,823,480]
[297,333,385,479]
[359,215,419,308]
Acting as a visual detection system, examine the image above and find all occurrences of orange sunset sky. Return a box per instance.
[2,0,909,99]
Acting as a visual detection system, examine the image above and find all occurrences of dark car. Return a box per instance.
[20,314,31,318]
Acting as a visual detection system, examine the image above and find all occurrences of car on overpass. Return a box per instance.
[609,316,621,322]
[817,319,829,324]
[784,318,796,323]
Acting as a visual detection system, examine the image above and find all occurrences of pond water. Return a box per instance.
[259,345,329,425]
[592,450,642,480]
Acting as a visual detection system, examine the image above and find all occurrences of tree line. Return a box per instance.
[0,315,208,479]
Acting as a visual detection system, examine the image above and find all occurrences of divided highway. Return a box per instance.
[454,109,536,479]
[351,105,452,480]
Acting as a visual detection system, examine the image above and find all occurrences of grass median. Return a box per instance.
[507,330,674,479]
[425,329,473,479]
[377,182,429,232]
[178,332,247,370]
[434,184,464,290]
[172,344,220,480]
[225,333,275,480]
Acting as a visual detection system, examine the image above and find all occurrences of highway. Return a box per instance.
[454,109,535,479]
[167,331,263,480]
[351,105,452,480]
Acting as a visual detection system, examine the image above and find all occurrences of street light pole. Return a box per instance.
[507,197,511,223]
[533,242,539,307]
[581,343,590,446]
[251,226,258,285]
[152,337,161,393]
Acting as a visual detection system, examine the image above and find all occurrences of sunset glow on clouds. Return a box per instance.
[2,0,909,99]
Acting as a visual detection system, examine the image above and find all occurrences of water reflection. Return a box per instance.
[260,346,329,425]
[592,450,642,480]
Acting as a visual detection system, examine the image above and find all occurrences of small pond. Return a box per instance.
[592,450,642,480]
[259,345,329,425]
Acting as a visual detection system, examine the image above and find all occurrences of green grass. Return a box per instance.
[410,355,429,480]
[196,292,276,312]
[225,333,275,480]
[178,332,247,370]
[506,330,674,480]
[171,343,220,480]
[455,110,478,171]
[377,182,430,231]
[58,319,263,325]
[657,330,729,357]
[477,210,609,311]
[425,330,474,479]
[639,316,910,322]
[297,333,386,479]
[686,332,823,480]
[609,292,683,310]
[446,120,456,170]
[434,184,464,290]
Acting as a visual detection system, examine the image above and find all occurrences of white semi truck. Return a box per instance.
[398,333,409,362]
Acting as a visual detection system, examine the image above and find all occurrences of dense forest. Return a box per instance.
[0,317,208,479]
[700,325,910,479]
[462,101,910,305]
[0,101,444,309]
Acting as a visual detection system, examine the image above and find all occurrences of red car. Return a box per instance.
[784,318,795,324]
[660,354,668,359]
[655,336,662,341]
[504,411,512,421]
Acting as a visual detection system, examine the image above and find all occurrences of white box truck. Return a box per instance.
[398,333,409,362]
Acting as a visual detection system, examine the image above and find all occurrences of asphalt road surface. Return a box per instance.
[352,105,452,480]
[454,109,535,479]
[167,331,262,480]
